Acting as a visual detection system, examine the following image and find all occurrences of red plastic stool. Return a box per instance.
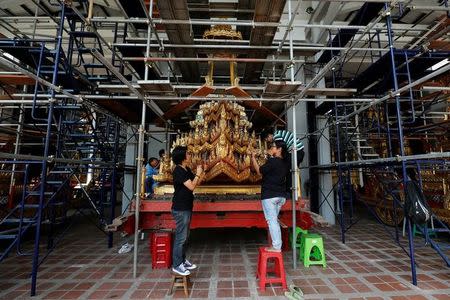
[149,231,172,269]
[256,247,287,291]
[256,247,280,278]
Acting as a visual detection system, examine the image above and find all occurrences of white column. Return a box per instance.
[315,73,335,225]
[122,126,137,214]
[147,124,167,158]
[317,116,335,225]
[287,64,309,192]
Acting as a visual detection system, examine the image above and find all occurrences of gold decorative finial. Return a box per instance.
[203,24,242,40]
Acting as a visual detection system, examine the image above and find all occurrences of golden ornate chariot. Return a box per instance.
[153,24,271,194]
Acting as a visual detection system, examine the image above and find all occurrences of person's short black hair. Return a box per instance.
[270,140,288,160]
[158,149,165,157]
[149,157,158,164]
[172,146,187,165]
[260,127,274,141]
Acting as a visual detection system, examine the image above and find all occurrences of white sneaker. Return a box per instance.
[118,242,133,254]
[172,263,190,276]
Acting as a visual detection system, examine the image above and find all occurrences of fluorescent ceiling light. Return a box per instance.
[428,58,449,71]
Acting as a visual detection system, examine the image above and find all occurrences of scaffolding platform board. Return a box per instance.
[97,84,140,93]
[302,87,357,97]
[263,81,302,96]
[263,81,356,97]
[137,80,174,93]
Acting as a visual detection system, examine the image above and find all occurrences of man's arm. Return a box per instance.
[251,152,261,176]
[183,165,203,191]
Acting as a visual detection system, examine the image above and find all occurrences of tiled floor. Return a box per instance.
[1,216,449,299]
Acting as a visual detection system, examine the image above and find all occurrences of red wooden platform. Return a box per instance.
[137,199,309,230]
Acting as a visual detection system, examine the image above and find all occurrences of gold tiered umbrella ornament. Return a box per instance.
[200,24,263,101]
[202,24,242,89]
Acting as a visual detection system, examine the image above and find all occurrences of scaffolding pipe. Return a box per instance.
[0,54,126,124]
[8,99,25,205]
[113,43,389,52]
[90,49,165,120]
[30,5,66,294]
[137,57,306,63]
[108,122,120,248]
[291,42,450,139]
[67,4,143,80]
[144,0,179,85]
[144,0,153,81]
[421,86,450,92]
[278,0,303,55]
[408,16,448,49]
[188,8,254,13]
[87,0,94,24]
[89,17,371,30]
[309,0,407,2]
[288,0,299,270]
[0,55,77,101]
[0,124,50,127]
[12,94,377,103]
[133,102,146,278]
[31,0,40,38]
[410,5,450,11]
[0,100,52,104]
[386,7,417,285]
[273,9,387,123]
[0,152,116,166]
[308,152,450,169]
[332,70,346,243]
[340,63,450,121]
[3,16,431,33]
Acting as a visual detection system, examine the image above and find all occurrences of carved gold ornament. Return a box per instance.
[154,101,265,184]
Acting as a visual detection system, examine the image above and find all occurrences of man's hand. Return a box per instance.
[196,164,203,177]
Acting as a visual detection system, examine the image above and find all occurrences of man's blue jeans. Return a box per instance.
[172,210,192,268]
[262,197,286,250]
[145,176,154,194]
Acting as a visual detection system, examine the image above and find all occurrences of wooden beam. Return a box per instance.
[161,84,215,121]
[429,40,450,51]
[0,74,35,86]
[227,85,286,124]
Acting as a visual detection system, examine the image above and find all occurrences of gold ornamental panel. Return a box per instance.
[154,184,261,195]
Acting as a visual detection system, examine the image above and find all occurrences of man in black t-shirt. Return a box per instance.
[170,146,204,276]
[251,140,289,252]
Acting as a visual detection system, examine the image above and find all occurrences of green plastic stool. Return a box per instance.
[289,227,311,262]
[289,227,308,249]
[299,233,321,261]
[413,224,437,238]
[302,235,326,268]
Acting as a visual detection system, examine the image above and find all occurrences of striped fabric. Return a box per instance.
[273,130,304,151]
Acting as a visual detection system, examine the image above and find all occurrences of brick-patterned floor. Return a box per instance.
[1,217,449,299]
